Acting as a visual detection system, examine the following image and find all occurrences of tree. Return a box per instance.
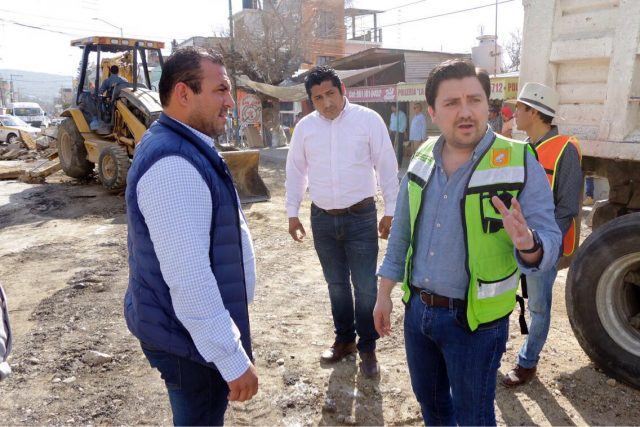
[504,29,522,72]
[216,0,313,85]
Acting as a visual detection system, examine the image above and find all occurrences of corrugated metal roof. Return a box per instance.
[404,52,472,83]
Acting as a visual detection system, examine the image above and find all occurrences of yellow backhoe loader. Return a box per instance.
[59,35,269,203]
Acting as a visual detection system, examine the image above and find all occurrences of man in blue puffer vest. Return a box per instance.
[124,48,258,426]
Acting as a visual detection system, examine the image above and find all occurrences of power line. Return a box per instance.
[0,18,78,36]
[376,0,515,29]
[0,16,200,45]
[12,79,73,83]
[383,0,430,12]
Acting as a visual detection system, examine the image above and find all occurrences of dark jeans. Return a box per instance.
[310,202,379,353]
[141,343,229,426]
[404,293,508,426]
[391,131,404,167]
[585,176,594,198]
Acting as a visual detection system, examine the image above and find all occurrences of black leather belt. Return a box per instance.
[411,285,464,309]
[312,197,375,216]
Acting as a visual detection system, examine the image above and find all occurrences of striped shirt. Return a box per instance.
[136,116,255,381]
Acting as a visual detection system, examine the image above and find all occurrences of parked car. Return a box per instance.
[0,115,41,144]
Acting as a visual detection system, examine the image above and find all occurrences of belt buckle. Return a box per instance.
[427,292,435,306]
[419,290,434,306]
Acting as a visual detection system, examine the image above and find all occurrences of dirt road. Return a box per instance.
[1,149,639,425]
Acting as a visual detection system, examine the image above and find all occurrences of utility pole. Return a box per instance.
[0,78,5,108]
[9,74,23,103]
[494,0,499,76]
[228,0,240,145]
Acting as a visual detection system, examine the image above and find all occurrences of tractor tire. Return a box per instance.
[58,118,93,178]
[566,212,640,389]
[7,133,18,144]
[98,146,130,190]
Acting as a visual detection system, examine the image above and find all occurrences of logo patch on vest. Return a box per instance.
[490,148,511,168]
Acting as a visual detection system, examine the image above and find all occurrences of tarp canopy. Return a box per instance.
[236,62,399,101]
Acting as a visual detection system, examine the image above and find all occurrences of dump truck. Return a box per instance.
[59,36,269,203]
[520,0,640,388]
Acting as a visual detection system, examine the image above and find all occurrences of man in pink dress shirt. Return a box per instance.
[285,66,399,377]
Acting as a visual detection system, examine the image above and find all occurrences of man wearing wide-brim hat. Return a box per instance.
[502,82,583,387]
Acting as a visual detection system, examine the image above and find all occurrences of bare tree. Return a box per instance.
[216,0,313,85]
[504,28,522,72]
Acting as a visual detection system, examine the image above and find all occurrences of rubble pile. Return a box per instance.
[0,128,61,182]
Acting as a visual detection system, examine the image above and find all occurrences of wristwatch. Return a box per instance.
[519,228,542,254]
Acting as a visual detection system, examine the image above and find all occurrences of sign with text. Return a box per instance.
[397,83,426,102]
[490,77,519,100]
[346,85,397,103]
[238,93,262,125]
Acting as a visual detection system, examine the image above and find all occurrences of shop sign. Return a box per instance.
[490,77,519,100]
[346,85,397,103]
[239,93,262,125]
[396,83,426,102]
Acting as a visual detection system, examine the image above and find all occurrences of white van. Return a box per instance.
[9,102,50,128]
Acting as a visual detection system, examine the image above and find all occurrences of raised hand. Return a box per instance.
[491,196,534,251]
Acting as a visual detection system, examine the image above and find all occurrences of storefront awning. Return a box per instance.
[236,62,399,102]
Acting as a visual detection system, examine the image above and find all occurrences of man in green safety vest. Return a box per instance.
[374,59,562,426]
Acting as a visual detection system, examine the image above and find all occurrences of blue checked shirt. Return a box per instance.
[137,117,256,381]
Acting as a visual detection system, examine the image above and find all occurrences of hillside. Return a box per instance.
[0,69,74,108]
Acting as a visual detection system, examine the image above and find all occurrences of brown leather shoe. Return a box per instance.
[502,365,537,387]
[359,351,380,377]
[320,341,356,363]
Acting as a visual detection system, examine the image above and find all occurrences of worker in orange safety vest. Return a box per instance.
[502,82,583,387]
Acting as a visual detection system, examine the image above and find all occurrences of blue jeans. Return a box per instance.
[585,176,594,198]
[310,202,379,353]
[518,266,558,368]
[404,293,509,426]
[141,343,229,426]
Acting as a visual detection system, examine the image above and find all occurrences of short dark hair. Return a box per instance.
[523,104,553,125]
[425,59,491,108]
[110,65,119,75]
[304,65,343,99]
[159,47,225,107]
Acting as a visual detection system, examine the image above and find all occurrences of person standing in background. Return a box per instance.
[488,106,503,133]
[502,82,582,387]
[409,103,428,157]
[501,106,514,138]
[389,104,407,167]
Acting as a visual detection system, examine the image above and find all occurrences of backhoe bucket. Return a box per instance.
[221,150,270,204]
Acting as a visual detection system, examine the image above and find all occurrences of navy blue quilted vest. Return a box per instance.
[124,113,252,369]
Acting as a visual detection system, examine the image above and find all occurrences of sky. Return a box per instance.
[0,0,524,83]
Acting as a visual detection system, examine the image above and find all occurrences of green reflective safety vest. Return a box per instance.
[402,135,533,331]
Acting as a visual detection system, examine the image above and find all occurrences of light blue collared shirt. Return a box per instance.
[409,113,427,141]
[389,110,407,133]
[378,127,561,299]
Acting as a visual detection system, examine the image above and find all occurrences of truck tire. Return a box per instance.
[58,118,93,178]
[97,146,130,190]
[566,212,640,389]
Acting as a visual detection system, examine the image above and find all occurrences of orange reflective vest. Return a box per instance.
[535,134,582,256]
